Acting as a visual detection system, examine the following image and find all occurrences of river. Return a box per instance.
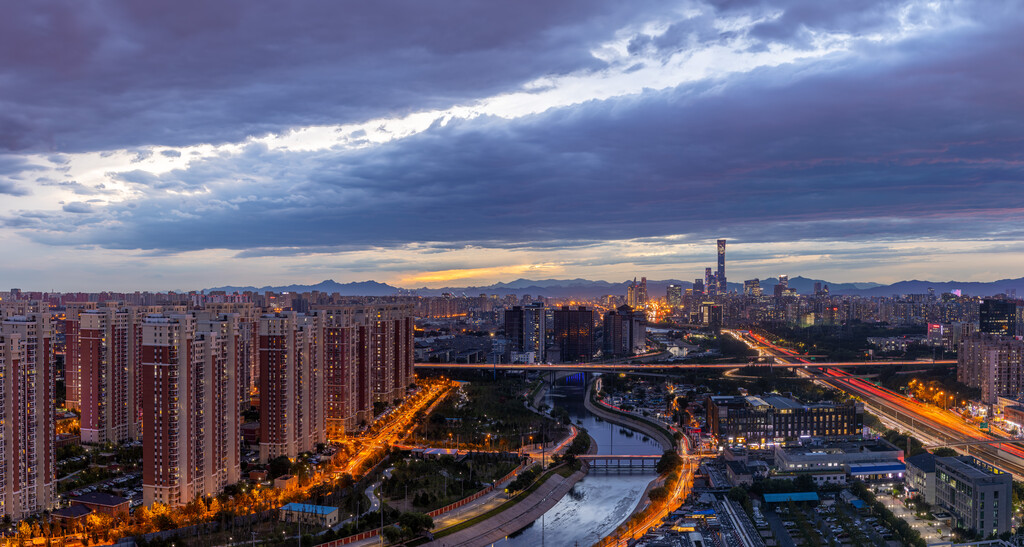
[489,381,663,547]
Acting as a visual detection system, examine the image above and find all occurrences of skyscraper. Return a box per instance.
[626,277,648,308]
[717,239,726,293]
[705,267,716,297]
[0,307,55,518]
[553,306,595,362]
[980,299,1016,336]
[666,285,682,308]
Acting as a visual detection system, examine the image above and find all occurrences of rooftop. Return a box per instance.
[905,452,936,473]
[280,503,338,515]
[73,492,129,507]
[763,492,819,503]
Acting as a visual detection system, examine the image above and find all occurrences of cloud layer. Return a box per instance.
[0,0,1022,290]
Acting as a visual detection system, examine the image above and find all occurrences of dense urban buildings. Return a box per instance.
[957,333,1024,404]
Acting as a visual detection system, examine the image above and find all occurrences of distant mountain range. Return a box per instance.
[202,276,1024,298]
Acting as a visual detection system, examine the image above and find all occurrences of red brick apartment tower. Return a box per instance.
[194,313,241,493]
[63,302,99,411]
[142,312,241,507]
[368,303,415,405]
[316,307,371,438]
[0,309,55,518]
[77,309,131,444]
[141,313,196,507]
[202,303,258,411]
[129,305,186,441]
[258,312,323,462]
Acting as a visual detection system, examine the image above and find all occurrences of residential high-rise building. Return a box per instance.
[602,305,646,357]
[317,307,370,439]
[957,333,1024,404]
[0,308,55,518]
[258,312,324,462]
[717,239,726,293]
[64,301,99,411]
[77,308,132,444]
[366,304,415,405]
[202,302,258,411]
[553,306,595,363]
[313,303,414,438]
[666,285,682,309]
[141,313,241,507]
[980,299,1016,336]
[505,303,547,363]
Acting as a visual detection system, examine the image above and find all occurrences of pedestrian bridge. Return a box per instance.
[578,454,661,468]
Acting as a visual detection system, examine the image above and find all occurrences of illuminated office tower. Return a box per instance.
[744,279,761,296]
[666,285,682,309]
[980,299,1016,336]
[553,306,595,363]
[717,239,727,293]
[258,312,324,462]
[705,268,716,298]
[0,308,55,518]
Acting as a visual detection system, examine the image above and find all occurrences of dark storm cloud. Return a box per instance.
[0,0,668,154]
[8,0,1024,261]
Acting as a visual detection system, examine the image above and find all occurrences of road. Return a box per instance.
[733,329,1024,479]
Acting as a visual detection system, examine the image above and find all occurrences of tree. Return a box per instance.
[648,486,669,502]
[268,455,292,478]
[398,512,433,535]
[656,450,682,475]
[932,447,958,457]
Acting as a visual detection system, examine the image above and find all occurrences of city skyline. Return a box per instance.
[1,1,1023,290]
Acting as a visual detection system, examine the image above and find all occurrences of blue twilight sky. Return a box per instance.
[1,0,1023,291]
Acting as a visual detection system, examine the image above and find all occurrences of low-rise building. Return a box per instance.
[725,460,753,486]
[72,492,130,519]
[280,503,340,527]
[935,456,1012,536]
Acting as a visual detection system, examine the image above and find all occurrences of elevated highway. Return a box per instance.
[414,359,954,372]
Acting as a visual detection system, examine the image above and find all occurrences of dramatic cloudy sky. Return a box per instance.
[2,0,1023,290]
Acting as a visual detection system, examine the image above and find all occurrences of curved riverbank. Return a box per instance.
[583,381,675,451]
[421,467,587,547]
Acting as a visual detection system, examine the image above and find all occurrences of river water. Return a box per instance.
[489,381,663,547]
